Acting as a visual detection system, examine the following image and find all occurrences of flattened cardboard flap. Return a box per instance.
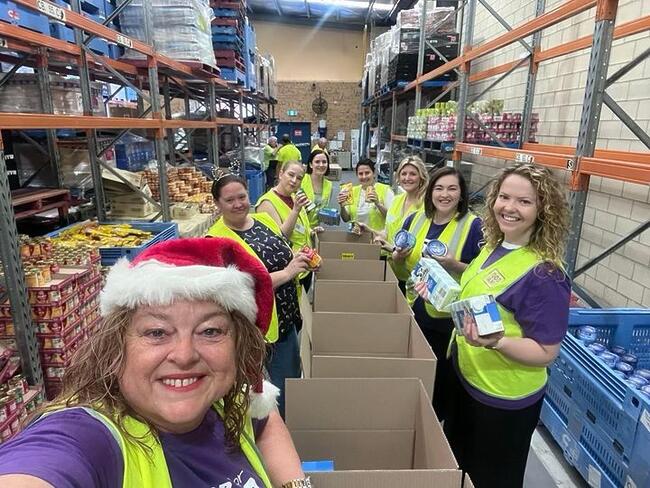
[318,242,381,261]
[317,230,372,244]
[316,259,386,281]
[309,469,463,488]
[313,281,411,314]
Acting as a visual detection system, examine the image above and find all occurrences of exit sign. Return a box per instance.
[287,109,298,117]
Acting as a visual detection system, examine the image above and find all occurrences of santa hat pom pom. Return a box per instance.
[249,380,280,419]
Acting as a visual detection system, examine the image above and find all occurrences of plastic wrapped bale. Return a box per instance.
[117,0,216,68]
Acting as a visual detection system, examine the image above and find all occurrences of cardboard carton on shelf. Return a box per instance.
[309,281,412,315]
[299,308,436,398]
[315,259,397,283]
[285,377,459,486]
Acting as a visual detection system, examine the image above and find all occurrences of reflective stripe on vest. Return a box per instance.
[256,190,312,251]
[206,213,281,343]
[456,246,548,400]
[405,212,477,317]
[34,404,273,488]
[385,193,423,246]
[300,175,333,227]
[347,183,390,231]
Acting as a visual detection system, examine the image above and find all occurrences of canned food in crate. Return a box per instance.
[635,369,650,381]
[640,385,650,400]
[610,345,627,356]
[620,353,638,368]
[597,351,619,368]
[626,375,649,389]
[587,343,606,355]
[394,230,416,251]
[615,362,634,377]
[424,239,448,258]
[613,370,627,380]
[575,325,597,345]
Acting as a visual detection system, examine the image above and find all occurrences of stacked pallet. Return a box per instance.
[211,0,247,85]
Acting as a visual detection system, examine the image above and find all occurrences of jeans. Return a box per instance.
[265,326,301,418]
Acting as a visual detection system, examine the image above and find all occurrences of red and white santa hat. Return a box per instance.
[100,237,279,418]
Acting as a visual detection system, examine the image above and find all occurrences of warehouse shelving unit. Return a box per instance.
[365,0,649,290]
[0,0,275,385]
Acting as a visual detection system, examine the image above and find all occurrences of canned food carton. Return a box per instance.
[410,257,460,312]
[300,246,322,269]
[394,230,416,251]
[450,294,504,337]
[318,208,341,226]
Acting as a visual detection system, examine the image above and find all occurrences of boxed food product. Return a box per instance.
[318,208,340,226]
[410,258,460,312]
[450,295,504,336]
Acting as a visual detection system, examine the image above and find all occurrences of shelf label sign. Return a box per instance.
[566,158,576,171]
[515,152,534,163]
[469,147,482,156]
[116,34,133,49]
[37,0,66,22]
[0,38,7,48]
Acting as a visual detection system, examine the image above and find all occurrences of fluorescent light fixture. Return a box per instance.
[302,0,393,11]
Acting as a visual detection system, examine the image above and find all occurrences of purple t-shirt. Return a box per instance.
[0,408,268,487]
[453,245,571,410]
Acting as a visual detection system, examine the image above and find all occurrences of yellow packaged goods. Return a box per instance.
[50,223,152,248]
[340,182,354,205]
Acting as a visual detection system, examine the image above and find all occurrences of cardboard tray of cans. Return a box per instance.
[34,307,81,335]
[28,275,77,305]
[0,387,44,443]
[31,293,80,321]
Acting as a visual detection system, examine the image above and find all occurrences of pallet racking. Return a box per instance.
[0,0,276,385]
[363,0,649,301]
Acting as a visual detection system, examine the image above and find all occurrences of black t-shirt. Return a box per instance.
[234,220,301,337]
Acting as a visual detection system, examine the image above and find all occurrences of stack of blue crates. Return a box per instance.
[48,0,113,58]
[0,0,50,34]
[243,18,256,91]
[212,1,247,85]
[541,308,650,488]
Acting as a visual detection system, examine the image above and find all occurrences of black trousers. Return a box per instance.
[412,298,454,422]
[265,160,278,191]
[444,365,543,488]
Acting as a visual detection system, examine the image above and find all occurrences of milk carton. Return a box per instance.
[410,257,460,312]
[450,295,504,336]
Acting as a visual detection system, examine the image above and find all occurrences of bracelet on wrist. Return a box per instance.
[281,477,312,488]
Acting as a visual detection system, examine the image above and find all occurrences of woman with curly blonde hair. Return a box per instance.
[0,238,308,488]
[443,163,570,488]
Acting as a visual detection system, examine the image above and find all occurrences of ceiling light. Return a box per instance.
[302,0,393,11]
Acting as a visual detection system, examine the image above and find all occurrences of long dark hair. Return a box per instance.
[424,167,469,220]
[306,150,330,176]
[211,174,248,201]
[356,158,375,174]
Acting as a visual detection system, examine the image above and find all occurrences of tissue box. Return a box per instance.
[410,257,460,312]
[450,295,504,336]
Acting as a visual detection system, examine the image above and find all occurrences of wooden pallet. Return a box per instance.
[11,188,71,221]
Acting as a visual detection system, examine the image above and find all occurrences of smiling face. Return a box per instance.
[431,174,461,217]
[278,162,305,195]
[493,174,539,245]
[311,153,329,177]
[216,181,250,225]
[399,164,421,194]
[356,165,375,187]
[119,300,236,434]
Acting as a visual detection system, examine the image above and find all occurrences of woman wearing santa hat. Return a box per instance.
[0,238,311,488]
[208,173,310,418]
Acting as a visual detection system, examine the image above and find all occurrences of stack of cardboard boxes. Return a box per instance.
[289,230,474,488]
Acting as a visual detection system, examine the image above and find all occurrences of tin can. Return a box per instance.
[620,353,638,368]
[394,230,416,251]
[347,222,362,236]
[575,325,597,345]
[300,246,322,269]
[587,343,606,355]
[296,190,316,212]
[634,369,650,381]
[626,375,649,389]
[615,362,634,377]
[610,345,627,356]
[612,370,627,380]
[640,385,650,398]
[424,240,448,258]
[0,397,8,424]
[597,351,619,368]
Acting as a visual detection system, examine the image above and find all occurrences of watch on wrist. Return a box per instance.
[485,338,502,350]
[281,477,312,488]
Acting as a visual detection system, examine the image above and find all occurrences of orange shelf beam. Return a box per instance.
[0,113,161,129]
[581,157,650,185]
[405,0,597,91]
[391,134,408,142]
[455,143,571,170]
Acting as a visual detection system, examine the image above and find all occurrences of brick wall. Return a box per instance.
[464,0,650,307]
[275,82,362,152]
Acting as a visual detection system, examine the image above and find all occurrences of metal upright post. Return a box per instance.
[71,0,106,220]
[184,95,193,157]
[142,0,171,222]
[414,0,428,111]
[36,53,62,188]
[207,82,219,167]
[520,0,546,147]
[565,0,618,277]
[390,92,397,187]
[376,101,382,175]
[0,135,42,385]
[239,91,246,177]
[453,0,477,167]
[163,77,176,168]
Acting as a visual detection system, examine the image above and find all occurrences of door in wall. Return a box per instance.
[276,122,311,163]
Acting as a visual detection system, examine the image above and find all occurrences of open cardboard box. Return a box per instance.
[308,281,412,315]
[317,230,372,244]
[300,312,436,398]
[315,259,397,283]
[316,230,380,261]
[286,378,459,487]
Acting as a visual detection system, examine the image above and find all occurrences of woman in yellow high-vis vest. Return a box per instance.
[208,173,311,418]
[439,164,570,488]
[0,237,310,488]
[338,158,394,230]
[300,150,333,226]
[394,166,483,421]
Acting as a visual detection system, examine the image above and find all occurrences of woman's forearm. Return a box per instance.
[493,337,560,367]
[256,411,305,486]
[281,209,300,238]
[270,269,291,289]
[374,201,387,217]
[340,205,351,222]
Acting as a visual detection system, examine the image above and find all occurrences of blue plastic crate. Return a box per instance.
[0,1,50,34]
[47,221,179,266]
[212,8,239,17]
[220,67,246,85]
[246,169,264,205]
[49,0,110,56]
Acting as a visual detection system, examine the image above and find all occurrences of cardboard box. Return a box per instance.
[309,282,412,314]
[316,259,397,283]
[286,378,458,485]
[318,242,381,260]
[317,230,372,244]
[301,313,436,398]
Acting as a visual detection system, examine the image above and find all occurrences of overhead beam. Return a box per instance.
[272,0,283,16]
[305,0,310,18]
[248,12,365,29]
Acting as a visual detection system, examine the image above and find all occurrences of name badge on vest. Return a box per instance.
[295,223,305,234]
[483,269,506,288]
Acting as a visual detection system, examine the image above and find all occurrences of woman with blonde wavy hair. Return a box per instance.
[0,238,309,488]
[442,163,570,488]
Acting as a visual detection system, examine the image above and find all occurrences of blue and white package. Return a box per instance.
[394,230,416,251]
[410,257,460,312]
[450,294,504,337]
[318,207,340,226]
